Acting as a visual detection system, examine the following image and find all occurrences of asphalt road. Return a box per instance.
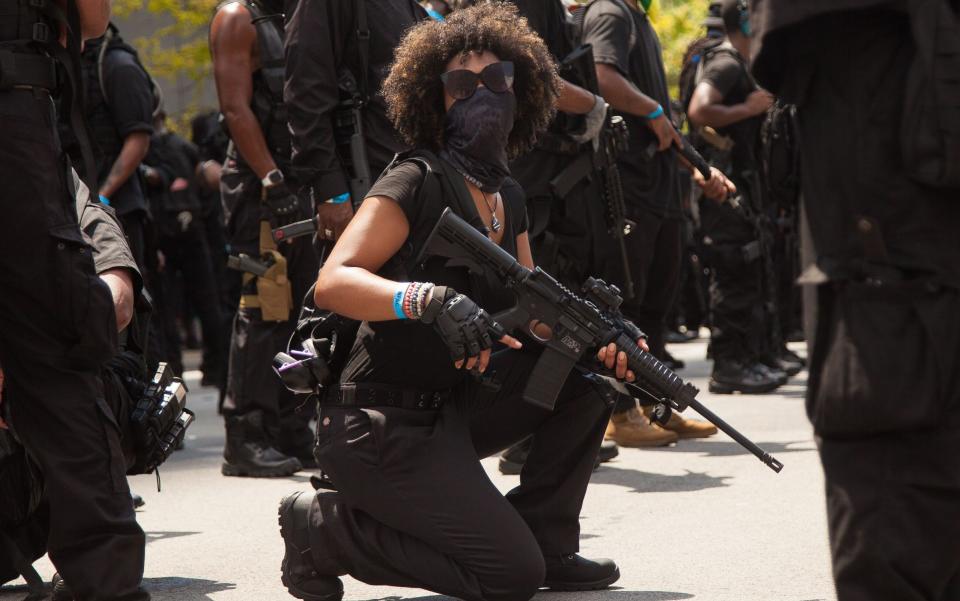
[2,338,836,601]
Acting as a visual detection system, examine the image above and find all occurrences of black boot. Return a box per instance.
[278,492,345,601]
[708,360,782,394]
[275,426,319,470]
[753,358,789,386]
[222,412,302,477]
[51,573,73,601]
[544,554,620,591]
[598,439,619,463]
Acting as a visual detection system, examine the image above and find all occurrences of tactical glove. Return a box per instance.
[262,182,305,228]
[421,286,506,362]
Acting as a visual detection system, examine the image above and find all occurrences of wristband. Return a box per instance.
[326,192,351,205]
[98,194,110,206]
[392,285,409,320]
[644,104,664,120]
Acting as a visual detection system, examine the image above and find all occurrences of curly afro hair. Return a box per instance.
[382,1,561,159]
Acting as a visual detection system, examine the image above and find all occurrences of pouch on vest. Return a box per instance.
[902,0,960,190]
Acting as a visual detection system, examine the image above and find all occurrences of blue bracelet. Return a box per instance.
[392,287,408,320]
[645,104,664,120]
[98,194,111,206]
[327,192,351,205]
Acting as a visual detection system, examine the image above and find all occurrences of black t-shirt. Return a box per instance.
[699,47,761,174]
[285,0,427,201]
[581,0,679,218]
[510,0,572,62]
[81,41,155,216]
[340,157,529,391]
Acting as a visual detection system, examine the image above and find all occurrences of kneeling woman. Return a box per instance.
[278,4,643,601]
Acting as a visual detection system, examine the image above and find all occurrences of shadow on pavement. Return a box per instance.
[637,440,815,459]
[145,531,202,545]
[0,577,236,601]
[591,465,730,493]
[144,576,236,599]
[539,590,694,600]
[357,591,693,601]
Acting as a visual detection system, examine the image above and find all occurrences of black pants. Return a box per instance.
[611,207,682,412]
[782,10,960,601]
[699,198,764,364]
[311,349,612,601]
[156,217,228,386]
[221,166,318,440]
[0,90,147,600]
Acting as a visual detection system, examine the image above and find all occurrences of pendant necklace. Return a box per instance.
[481,191,501,233]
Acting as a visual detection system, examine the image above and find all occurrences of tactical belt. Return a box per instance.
[329,383,451,410]
[0,50,57,91]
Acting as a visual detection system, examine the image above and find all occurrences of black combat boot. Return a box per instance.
[754,358,789,386]
[222,412,302,477]
[278,491,345,601]
[543,554,620,591]
[708,360,782,394]
[778,347,805,376]
[274,425,319,470]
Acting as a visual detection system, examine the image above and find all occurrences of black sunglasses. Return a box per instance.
[440,61,515,101]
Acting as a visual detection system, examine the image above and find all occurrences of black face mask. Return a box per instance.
[441,87,516,194]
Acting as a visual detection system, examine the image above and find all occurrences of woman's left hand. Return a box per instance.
[597,338,650,382]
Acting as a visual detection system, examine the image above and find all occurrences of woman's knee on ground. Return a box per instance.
[475,548,545,601]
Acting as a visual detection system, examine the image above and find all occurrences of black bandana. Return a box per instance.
[440,87,516,193]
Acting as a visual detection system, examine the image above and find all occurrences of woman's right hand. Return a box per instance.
[421,287,521,373]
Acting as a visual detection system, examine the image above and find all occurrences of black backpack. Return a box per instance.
[97,23,164,118]
[678,36,724,117]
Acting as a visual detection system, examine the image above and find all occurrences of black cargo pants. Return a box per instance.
[221,165,318,445]
[0,90,148,601]
[784,10,960,601]
[310,349,613,601]
[698,195,765,365]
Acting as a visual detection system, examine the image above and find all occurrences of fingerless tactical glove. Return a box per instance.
[262,182,305,227]
[420,286,505,362]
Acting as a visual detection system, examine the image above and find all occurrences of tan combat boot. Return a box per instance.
[643,405,718,439]
[605,407,679,447]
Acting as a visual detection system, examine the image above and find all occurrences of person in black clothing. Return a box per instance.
[284,0,428,241]
[211,0,316,477]
[3,172,157,600]
[66,23,155,269]
[750,2,960,600]
[0,1,150,598]
[581,0,731,447]
[686,0,792,394]
[142,111,228,388]
[277,5,634,600]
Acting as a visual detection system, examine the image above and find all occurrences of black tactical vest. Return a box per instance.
[223,0,291,171]
[0,0,57,49]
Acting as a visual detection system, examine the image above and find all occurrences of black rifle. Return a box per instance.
[422,208,784,473]
[554,44,635,299]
